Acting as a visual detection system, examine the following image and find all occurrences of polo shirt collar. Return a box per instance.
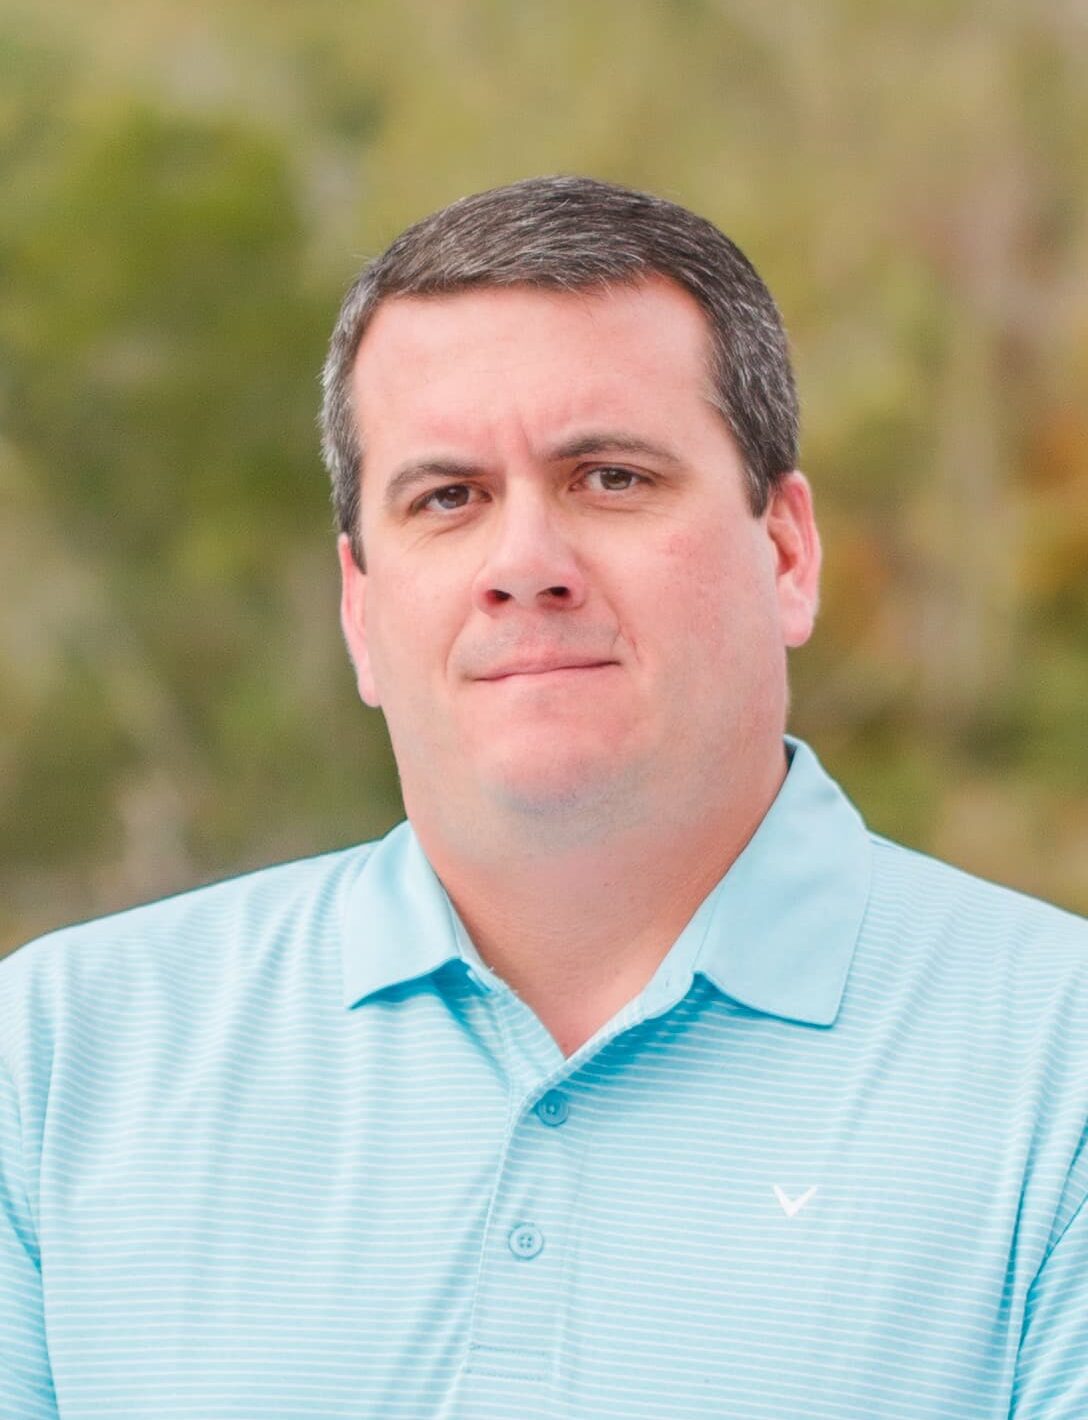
[689,736,872,1027]
[340,737,872,1027]
[341,820,462,1009]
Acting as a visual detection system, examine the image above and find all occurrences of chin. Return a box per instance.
[480,744,644,828]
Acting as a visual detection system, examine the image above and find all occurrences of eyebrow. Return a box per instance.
[382,459,483,510]
[545,431,683,465]
[381,431,683,511]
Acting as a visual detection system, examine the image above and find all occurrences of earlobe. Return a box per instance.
[337,534,381,708]
[767,472,822,649]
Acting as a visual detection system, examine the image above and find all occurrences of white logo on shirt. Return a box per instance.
[773,1184,818,1218]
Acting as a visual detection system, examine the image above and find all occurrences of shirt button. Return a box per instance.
[508,1223,544,1260]
[535,1091,570,1127]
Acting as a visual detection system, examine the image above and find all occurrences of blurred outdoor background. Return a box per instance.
[2,0,1086,956]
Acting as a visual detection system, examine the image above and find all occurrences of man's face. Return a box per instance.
[339,278,820,838]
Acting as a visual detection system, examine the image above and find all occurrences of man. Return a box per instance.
[1,177,1085,1418]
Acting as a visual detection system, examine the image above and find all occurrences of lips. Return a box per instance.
[476,656,617,680]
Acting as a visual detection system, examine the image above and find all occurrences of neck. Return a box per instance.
[408,743,789,1055]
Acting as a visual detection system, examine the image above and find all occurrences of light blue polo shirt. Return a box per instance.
[1,739,1086,1419]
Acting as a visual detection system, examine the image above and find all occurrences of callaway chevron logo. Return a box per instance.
[773,1184,818,1218]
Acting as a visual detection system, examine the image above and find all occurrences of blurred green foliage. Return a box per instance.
[1,0,1085,951]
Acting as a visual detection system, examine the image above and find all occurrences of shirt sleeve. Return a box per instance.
[1010,1190,1088,1418]
[0,1057,58,1419]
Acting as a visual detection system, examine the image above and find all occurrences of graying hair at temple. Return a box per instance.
[320,174,799,568]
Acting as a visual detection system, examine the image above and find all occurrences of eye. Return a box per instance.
[414,483,480,514]
[582,465,647,493]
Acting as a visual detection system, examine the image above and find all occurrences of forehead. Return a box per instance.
[350,278,718,453]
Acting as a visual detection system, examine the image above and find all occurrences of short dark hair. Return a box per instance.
[320,175,798,566]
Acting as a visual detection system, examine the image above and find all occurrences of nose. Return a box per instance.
[470,490,587,614]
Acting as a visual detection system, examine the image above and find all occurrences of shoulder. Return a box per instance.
[0,842,379,1066]
[859,832,1088,1048]
[2,842,378,972]
[866,831,1087,961]
[857,835,1088,1255]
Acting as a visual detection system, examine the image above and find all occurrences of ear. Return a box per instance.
[337,534,381,707]
[766,471,821,649]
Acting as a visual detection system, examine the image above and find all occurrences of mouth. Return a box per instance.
[477,659,618,681]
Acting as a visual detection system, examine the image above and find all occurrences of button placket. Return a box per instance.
[463,1079,585,1385]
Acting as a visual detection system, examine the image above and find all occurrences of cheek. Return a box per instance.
[365,570,454,697]
[654,527,772,653]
